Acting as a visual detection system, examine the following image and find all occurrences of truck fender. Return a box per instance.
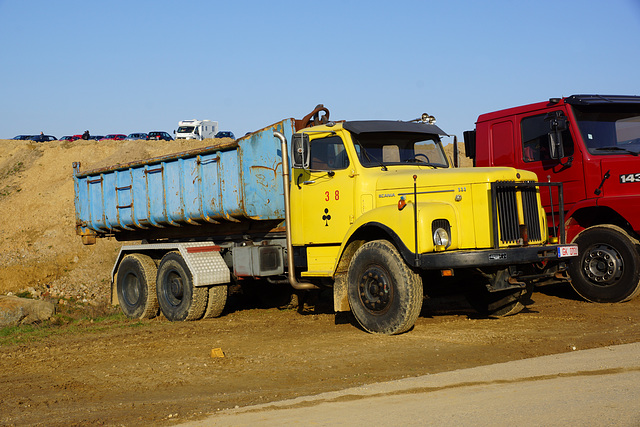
[339,202,459,257]
[565,200,634,243]
[563,198,599,243]
[331,202,459,311]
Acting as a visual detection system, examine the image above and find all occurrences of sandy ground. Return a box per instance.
[1,286,639,426]
[2,138,638,426]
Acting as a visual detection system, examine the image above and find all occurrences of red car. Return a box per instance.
[59,136,79,142]
[100,134,127,141]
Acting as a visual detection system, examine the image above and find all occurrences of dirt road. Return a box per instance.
[188,342,640,426]
[1,283,639,426]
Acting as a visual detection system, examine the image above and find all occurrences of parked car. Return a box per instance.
[29,134,57,142]
[125,133,148,141]
[59,136,79,142]
[100,134,127,141]
[88,135,105,141]
[214,131,235,139]
[147,131,173,141]
[11,135,32,140]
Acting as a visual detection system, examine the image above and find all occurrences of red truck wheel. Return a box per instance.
[347,240,423,335]
[156,251,208,321]
[116,254,159,319]
[568,226,640,303]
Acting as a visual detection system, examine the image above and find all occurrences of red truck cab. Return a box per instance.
[465,95,640,303]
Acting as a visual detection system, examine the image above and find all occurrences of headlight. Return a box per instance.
[433,227,450,248]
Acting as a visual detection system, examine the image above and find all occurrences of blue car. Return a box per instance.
[29,134,57,142]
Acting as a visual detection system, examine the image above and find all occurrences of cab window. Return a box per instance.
[521,113,574,162]
[309,135,349,170]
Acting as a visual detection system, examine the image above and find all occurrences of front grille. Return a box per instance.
[492,181,542,246]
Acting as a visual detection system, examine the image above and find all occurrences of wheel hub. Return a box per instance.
[123,273,141,306]
[582,244,623,286]
[166,271,184,306]
[358,266,392,314]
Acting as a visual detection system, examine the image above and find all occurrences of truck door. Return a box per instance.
[517,110,586,217]
[292,133,355,245]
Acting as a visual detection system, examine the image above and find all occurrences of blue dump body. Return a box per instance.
[73,118,296,241]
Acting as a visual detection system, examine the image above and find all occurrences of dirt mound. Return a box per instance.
[0,138,221,301]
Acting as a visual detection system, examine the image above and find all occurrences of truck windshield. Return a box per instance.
[571,105,640,155]
[177,126,195,133]
[351,132,449,168]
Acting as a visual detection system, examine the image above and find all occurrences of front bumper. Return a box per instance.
[412,244,578,270]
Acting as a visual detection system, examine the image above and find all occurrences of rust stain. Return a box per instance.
[250,164,279,179]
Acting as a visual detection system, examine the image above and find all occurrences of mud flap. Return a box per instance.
[333,273,350,312]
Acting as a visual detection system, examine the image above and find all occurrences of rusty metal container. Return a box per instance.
[73,118,296,243]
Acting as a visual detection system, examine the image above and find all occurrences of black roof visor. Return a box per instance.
[343,120,448,136]
[566,94,640,105]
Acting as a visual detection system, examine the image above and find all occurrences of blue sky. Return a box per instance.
[0,0,639,140]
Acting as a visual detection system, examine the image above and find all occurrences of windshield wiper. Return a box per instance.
[594,146,640,156]
[354,140,387,171]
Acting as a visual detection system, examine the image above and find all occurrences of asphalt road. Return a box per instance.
[181,342,640,426]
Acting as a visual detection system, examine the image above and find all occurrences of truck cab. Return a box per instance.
[287,119,576,333]
[465,95,640,303]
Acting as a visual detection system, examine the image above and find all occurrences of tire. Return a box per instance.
[202,285,228,319]
[568,226,640,303]
[115,254,159,319]
[466,287,525,317]
[347,240,423,335]
[156,251,208,321]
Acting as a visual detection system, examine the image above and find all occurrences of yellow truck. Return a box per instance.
[73,106,577,334]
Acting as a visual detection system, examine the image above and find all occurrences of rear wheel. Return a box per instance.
[202,285,228,319]
[568,226,640,303]
[347,240,423,335]
[116,254,159,319]
[156,251,208,321]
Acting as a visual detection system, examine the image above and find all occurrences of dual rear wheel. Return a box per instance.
[116,251,227,321]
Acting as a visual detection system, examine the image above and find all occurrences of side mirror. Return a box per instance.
[546,111,568,160]
[463,130,476,160]
[292,133,310,169]
[549,130,565,159]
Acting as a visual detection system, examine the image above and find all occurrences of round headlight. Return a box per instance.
[433,227,450,248]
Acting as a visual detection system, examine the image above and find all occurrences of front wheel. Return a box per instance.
[156,251,208,321]
[466,287,525,317]
[568,226,640,303]
[347,240,423,335]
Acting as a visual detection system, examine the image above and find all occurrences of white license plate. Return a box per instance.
[558,245,579,258]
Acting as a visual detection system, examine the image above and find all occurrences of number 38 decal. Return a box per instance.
[325,190,340,201]
[620,173,640,183]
